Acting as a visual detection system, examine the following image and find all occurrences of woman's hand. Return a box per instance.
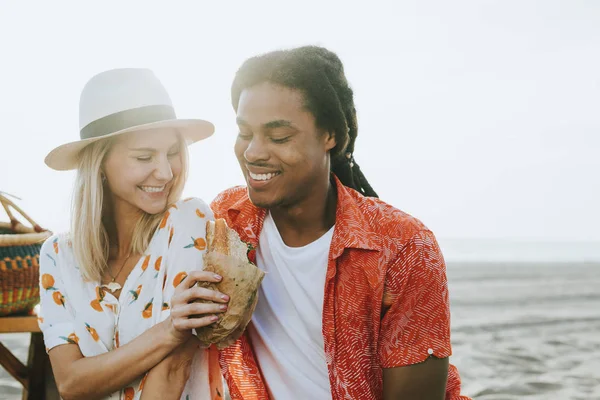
[167,270,230,344]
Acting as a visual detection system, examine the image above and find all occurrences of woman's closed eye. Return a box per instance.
[135,151,178,162]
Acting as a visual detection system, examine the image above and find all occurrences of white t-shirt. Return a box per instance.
[248,212,334,399]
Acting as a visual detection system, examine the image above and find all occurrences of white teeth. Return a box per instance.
[140,186,165,193]
[248,171,279,181]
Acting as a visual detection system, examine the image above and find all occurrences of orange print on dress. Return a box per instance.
[59,332,79,344]
[168,226,174,247]
[52,291,65,307]
[129,284,142,302]
[68,333,79,344]
[53,238,59,254]
[184,237,206,251]
[142,300,153,319]
[91,286,105,312]
[41,274,55,290]
[173,271,188,288]
[195,237,206,250]
[90,299,103,312]
[85,323,99,341]
[196,208,205,218]
[141,255,151,272]
[159,210,170,229]
[154,256,162,278]
[95,286,105,301]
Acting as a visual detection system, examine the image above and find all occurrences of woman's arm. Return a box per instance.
[48,270,227,400]
[140,198,227,399]
[140,337,201,400]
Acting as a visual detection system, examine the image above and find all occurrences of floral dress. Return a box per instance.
[38,197,223,400]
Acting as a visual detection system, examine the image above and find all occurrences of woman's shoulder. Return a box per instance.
[159,197,213,252]
[166,197,213,228]
[170,197,212,217]
[39,232,77,273]
[40,232,72,256]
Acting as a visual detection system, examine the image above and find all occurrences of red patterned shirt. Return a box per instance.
[211,176,470,400]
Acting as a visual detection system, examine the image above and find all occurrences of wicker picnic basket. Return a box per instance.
[0,192,52,316]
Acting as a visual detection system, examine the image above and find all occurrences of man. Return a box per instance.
[211,46,470,399]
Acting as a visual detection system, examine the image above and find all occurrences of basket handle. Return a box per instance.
[0,192,45,233]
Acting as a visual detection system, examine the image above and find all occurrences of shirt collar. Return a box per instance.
[225,174,382,258]
[328,175,382,259]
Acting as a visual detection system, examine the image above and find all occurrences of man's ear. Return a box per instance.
[323,131,337,152]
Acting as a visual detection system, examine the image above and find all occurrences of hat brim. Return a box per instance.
[44,118,215,171]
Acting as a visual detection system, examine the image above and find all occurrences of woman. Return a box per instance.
[39,68,227,400]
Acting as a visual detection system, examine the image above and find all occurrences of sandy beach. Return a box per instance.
[449,262,600,399]
[2,261,599,399]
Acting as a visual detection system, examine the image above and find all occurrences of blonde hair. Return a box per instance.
[70,134,189,282]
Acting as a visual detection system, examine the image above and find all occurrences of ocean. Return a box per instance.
[1,261,599,399]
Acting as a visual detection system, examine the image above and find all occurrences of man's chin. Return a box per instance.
[247,191,283,210]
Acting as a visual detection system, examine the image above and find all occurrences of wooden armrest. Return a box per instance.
[0,315,41,333]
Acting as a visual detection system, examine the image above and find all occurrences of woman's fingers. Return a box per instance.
[179,286,229,304]
[172,314,221,331]
[177,270,223,291]
[171,302,227,319]
[169,270,230,334]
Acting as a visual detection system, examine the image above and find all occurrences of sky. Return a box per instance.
[1,1,598,261]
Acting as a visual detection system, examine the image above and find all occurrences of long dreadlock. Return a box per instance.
[231,46,378,198]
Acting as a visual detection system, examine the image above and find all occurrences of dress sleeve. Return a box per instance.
[158,198,214,322]
[37,235,79,352]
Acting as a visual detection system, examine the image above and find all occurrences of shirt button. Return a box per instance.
[427,348,434,355]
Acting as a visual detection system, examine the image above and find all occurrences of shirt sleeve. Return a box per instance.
[159,198,214,323]
[378,229,452,368]
[37,235,78,352]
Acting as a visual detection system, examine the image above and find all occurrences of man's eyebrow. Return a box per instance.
[236,118,298,131]
[263,120,295,130]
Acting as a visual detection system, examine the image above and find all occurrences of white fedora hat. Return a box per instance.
[44,68,214,171]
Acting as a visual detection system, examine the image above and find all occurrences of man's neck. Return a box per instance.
[269,178,337,248]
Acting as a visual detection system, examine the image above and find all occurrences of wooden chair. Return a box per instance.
[0,193,57,398]
[0,313,53,400]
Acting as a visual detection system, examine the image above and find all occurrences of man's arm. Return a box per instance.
[383,356,449,400]
[379,229,453,399]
